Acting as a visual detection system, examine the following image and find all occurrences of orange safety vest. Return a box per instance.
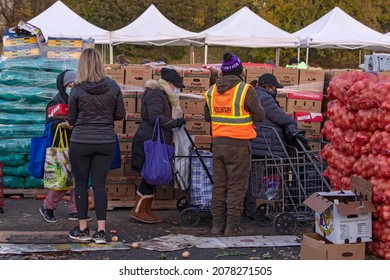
[204,82,256,139]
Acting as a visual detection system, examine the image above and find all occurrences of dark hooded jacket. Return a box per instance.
[68,77,125,144]
[204,75,265,147]
[131,79,180,172]
[251,87,297,158]
[45,70,74,143]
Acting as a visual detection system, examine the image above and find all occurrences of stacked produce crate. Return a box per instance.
[321,70,390,259]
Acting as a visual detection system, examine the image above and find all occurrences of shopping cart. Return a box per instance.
[0,161,4,214]
[174,127,213,227]
[250,125,331,235]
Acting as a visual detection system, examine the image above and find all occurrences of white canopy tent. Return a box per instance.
[293,7,390,64]
[28,1,110,44]
[199,6,300,64]
[110,4,205,63]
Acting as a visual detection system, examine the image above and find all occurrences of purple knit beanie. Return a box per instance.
[221,52,243,76]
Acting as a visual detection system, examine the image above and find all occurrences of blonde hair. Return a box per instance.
[76,48,107,84]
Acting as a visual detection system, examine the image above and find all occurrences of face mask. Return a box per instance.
[65,88,72,95]
[173,87,181,94]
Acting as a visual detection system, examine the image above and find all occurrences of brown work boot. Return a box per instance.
[211,217,226,235]
[145,195,164,223]
[224,216,245,236]
[129,192,155,223]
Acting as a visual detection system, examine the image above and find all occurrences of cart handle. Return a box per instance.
[183,126,214,184]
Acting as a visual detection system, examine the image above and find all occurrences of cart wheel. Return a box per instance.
[180,208,200,227]
[176,196,189,213]
[274,213,297,235]
[0,207,3,214]
[254,204,274,227]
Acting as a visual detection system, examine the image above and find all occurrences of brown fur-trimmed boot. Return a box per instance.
[129,191,155,224]
[145,195,164,223]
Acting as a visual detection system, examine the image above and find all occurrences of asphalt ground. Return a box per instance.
[0,197,378,260]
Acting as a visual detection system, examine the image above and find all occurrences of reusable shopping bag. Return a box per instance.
[28,122,54,179]
[141,118,174,185]
[43,125,75,191]
[109,134,121,170]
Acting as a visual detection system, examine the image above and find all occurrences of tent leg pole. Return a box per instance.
[275,48,280,66]
[190,45,194,64]
[359,49,362,66]
[305,48,309,65]
[109,44,113,64]
[297,47,300,62]
[204,44,208,64]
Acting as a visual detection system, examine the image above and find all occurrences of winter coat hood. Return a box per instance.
[215,75,244,93]
[78,77,111,95]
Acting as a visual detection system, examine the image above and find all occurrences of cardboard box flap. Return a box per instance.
[350,175,372,201]
[337,201,376,216]
[294,112,324,122]
[303,193,333,214]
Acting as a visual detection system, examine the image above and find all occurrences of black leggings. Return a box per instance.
[69,142,115,220]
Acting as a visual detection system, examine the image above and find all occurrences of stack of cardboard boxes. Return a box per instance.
[301,176,375,260]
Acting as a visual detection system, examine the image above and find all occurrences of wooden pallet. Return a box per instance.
[4,188,47,198]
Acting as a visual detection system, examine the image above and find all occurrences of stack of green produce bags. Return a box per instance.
[0,56,78,188]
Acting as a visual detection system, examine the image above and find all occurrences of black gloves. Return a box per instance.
[175,118,186,127]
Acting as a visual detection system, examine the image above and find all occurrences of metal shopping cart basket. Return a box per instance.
[0,161,4,214]
[174,127,213,227]
[250,125,331,235]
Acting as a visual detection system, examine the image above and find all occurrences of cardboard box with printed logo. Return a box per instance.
[294,112,323,136]
[244,66,273,83]
[273,68,299,87]
[123,91,137,114]
[303,176,375,244]
[186,120,211,135]
[152,66,183,80]
[182,68,210,94]
[286,91,323,113]
[179,97,205,115]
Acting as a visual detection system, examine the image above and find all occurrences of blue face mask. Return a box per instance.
[173,87,181,94]
[65,87,72,95]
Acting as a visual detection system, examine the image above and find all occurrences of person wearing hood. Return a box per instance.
[204,52,265,236]
[243,73,298,221]
[67,48,126,244]
[130,68,186,224]
[39,69,85,223]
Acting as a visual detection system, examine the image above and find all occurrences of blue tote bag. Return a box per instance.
[141,118,174,185]
[28,122,54,179]
[109,134,121,170]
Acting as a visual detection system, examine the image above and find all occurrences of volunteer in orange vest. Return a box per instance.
[204,52,265,236]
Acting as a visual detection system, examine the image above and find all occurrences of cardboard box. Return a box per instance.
[192,134,212,144]
[124,65,153,87]
[276,93,287,112]
[123,92,137,113]
[124,120,141,135]
[152,66,183,80]
[47,51,81,59]
[117,134,133,154]
[179,98,205,115]
[186,120,211,135]
[47,104,68,119]
[136,92,143,113]
[286,91,323,113]
[298,69,325,92]
[303,176,375,244]
[3,35,37,46]
[106,183,136,203]
[48,37,83,48]
[4,48,40,58]
[154,187,174,200]
[244,67,273,83]
[114,120,124,134]
[300,233,365,260]
[105,64,125,84]
[294,112,323,135]
[273,68,299,87]
[182,68,210,94]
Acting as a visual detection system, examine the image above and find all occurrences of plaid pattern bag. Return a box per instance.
[189,150,213,209]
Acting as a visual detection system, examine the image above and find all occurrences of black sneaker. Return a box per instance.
[68,213,93,221]
[92,230,107,244]
[68,226,92,242]
[39,205,58,223]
